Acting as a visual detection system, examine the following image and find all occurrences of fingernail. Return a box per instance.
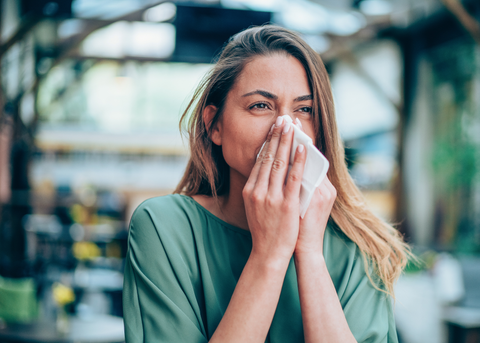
[269,123,275,134]
[275,116,283,127]
[298,144,304,152]
[282,122,291,134]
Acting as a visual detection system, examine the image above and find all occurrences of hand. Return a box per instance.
[295,177,336,256]
[243,117,307,265]
[293,118,337,256]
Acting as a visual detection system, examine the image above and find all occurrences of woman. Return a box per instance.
[123,25,410,343]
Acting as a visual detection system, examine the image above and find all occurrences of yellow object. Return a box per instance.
[70,204,89,224]
[52,283,75,306]
[72,241,101,261]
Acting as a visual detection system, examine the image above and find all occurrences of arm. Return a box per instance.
[211,118,306,342]
[295,252,357,343]
[295,236,397,343]
[294,180,357,343]
[209,252,290,343]
[123,202,209,343]
[295,180,397,343]
[124,120,305,343]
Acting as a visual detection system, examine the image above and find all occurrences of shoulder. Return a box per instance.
[130,194,199,227]
[131,193,191,219]
[128,194,203,248]
[127,194,208,280]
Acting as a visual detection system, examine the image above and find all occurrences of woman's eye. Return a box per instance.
[298,106,312,113]
[250,103,269,110]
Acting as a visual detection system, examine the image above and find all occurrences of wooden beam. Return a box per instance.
[0,15,40,59]
[63,53,171,63]
[441,0,480,46]
[50,0,168,68]
[0,0,169,60]
[335,43,402,114]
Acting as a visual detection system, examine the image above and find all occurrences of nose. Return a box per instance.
[274,114,303,131]
[275,110,295,124]
[275,113,295,126]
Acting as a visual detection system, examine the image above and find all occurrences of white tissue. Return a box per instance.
[257,115,329,218]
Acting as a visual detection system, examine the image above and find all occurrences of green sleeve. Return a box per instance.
[341,256,398,343]
[325,227,399,343]
[123,200,208,343]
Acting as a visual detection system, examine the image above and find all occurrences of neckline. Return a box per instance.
[178,194,252,237]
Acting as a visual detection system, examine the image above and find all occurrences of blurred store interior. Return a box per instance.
[0,0,479,342]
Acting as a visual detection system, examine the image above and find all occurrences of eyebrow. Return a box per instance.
[242,90,313,102]
[294,94,313,102]
[242,90,278,100]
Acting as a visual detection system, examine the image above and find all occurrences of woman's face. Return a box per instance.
[209,53,316,183]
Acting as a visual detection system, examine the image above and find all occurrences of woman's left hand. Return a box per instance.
[295,176,337,256]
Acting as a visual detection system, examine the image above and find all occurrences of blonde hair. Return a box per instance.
[175,25,410,296]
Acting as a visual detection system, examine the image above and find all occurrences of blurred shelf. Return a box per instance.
[0,314,124,343]
[35,127,188,155]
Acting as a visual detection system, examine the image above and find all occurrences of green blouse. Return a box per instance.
[123,194,398,342]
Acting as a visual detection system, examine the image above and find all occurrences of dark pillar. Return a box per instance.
[1,99,33,278]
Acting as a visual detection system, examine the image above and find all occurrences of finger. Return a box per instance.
[324,177,337,200]
[284,144,306,201]
[317,181,331,199]
[250,124,275,180]
[245,124,275,193]
[316,177,337,205]
[295,117,304,131]
[255,117,285,189]
[319,177,335,196]
[268,120,295,193]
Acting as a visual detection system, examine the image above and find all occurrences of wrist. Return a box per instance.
[294,242,324,258]
[295,229,325,257]
[294,250,325,265]
[249,249,292,275]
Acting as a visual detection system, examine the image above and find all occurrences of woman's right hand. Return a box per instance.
[242,116,307,267]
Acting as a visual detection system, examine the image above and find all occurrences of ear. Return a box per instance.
[203,105,222,146]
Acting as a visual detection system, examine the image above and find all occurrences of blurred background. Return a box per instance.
[0,0,479,342]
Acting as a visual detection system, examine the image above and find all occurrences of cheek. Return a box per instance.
[300,120,316,142]
[305,127,316,142]
[221,122,271,172]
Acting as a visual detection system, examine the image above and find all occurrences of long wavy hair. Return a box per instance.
[174,25,410,296]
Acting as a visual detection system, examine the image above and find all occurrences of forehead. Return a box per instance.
[231,54,311,96]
